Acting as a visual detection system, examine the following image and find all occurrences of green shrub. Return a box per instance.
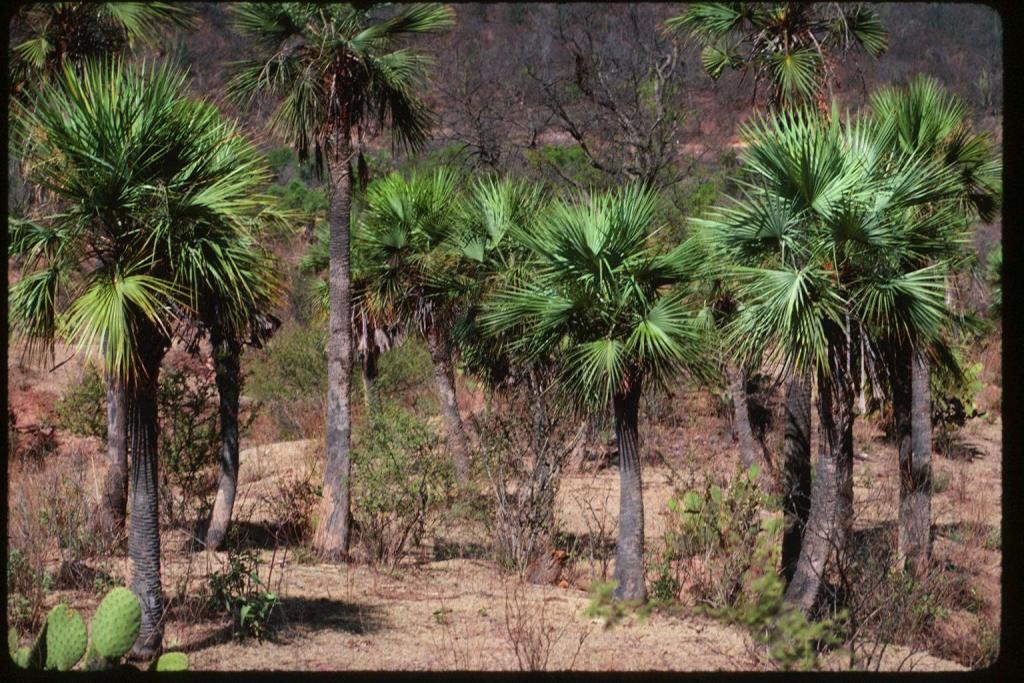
[53,364,106,439]
[247,321,327,439]
[157,367,222,529]
[664,465,770,610]
[206,540,280,642]
[375,336,436,409]
[351,400,451,569]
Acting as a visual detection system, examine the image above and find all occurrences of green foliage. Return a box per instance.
[9,586,187,671]
[247,321,327,439]
[206,541,279,641]
[248,322,327,404]
[157,367,223,528]
[351,400,450,568]
[525,144,607,189]
[375,336,435,404]
[228,3,454,168]
[53,363,107,439]
[931,344,985,455]
[664,465,770,609]
[666,3,887,108]
[662,465,843,670]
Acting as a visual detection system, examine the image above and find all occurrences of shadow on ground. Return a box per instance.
[276,596,386,637]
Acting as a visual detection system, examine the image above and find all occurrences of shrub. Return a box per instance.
[206,540,280,641]
[375,335,436,409]
[157,367,222,530]
[931,348,986,458]
[350,400,450,569]
[247,321,327,440]
[479,380,580,579]
[53,364,106,439]
[664,465,771,610]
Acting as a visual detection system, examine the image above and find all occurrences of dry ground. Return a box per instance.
[6,349,1000,671]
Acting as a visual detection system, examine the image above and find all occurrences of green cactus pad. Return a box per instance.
[8,626,18,658]
[91,587,142,659]
[45,603,88,671]
[153,652,189,671]
[13,646,31,669]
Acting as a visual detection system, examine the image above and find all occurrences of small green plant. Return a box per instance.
[206,541,280,641]
[8,586,188,671]
[432,607,452,626]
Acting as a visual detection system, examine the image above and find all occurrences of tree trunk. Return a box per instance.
[612,381,647,602]
[899,352,933,574]
[524,376,560,584]
[205,332,242,551]
[314,144,355,560]
[128,333,168,658]
[727,364,759,470]
[97,372,128,537]
[781,371,812,585]
[426,326,471,479]
[784,328,854,615]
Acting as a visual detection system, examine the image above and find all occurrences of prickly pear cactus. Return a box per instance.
[44,603,88,671]
[10,620,47,669]
[90,586,142,659]
[152,652,189,671]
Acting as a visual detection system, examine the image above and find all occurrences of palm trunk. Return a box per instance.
[128,333,168,658]
[899,352,932,574]
[98,372,128,537]
[524,375,559,584]
[205,332,242,551]
[781,371,812,585]
[314,144,354,560]
[426,325,471,478]
[727,364,759,470]
[849,317,862,413]
[784,327,854,615]
[612,381,646,602]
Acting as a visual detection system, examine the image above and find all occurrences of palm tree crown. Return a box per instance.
[482,184,710,410]
[666,2,887,109]
[227,2,455,169]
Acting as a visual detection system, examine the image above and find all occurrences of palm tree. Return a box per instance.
[11,59,284,656]
[481,184,711,601]
[698,105,962,613]
[667,6,889,569]
[227,2,455,559]
[9,2,192,94]
[356,169,475,476]
[665,2,887,110]
[868,76,1001,573]
[201,245,286,551]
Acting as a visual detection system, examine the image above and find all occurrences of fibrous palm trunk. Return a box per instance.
[784,328,854,615]
[206,332,242,551]
[128,330,168,658]
[899,352,932,574]
[98,372,128,537]
[314,145,354,560]
[426,325,471,479]
[612,381,647,602]
[781,371,812,585]
[727,364,760,470]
